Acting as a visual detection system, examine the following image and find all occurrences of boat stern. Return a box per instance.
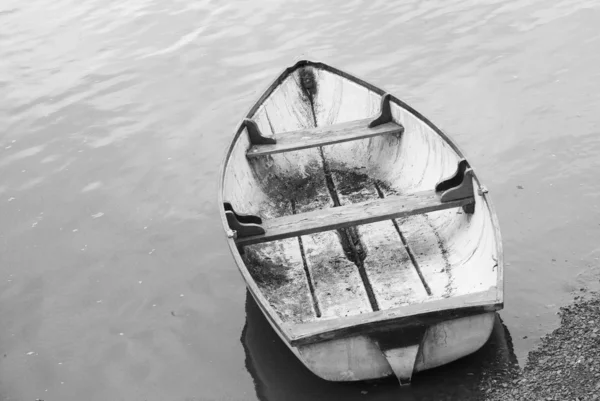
[293,312,496,384]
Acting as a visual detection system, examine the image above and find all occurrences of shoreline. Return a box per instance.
[481,292,600,400]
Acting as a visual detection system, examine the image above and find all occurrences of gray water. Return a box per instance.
[2,0,600,400]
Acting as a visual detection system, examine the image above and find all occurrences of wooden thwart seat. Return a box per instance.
[246,94,403,158]
[231,189,473,246]
[246,120,403,157]
[226,161,476,246]
[227,156,476,246]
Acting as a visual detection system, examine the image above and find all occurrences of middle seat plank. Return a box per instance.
[235,190,473,246]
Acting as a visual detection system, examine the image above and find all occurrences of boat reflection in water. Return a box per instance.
[241,291,517,401]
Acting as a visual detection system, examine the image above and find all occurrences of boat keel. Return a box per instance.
[381,344,420,385]
[372,325,426,386]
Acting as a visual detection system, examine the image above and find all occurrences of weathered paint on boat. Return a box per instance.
[218,60,503,383]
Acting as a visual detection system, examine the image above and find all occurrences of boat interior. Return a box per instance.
[221,63,501,328]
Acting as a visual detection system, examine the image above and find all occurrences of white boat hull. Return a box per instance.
[219,60,504,384]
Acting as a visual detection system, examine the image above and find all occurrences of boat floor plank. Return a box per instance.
[246,119,402,157]
[331,169,430,309]
[372,184,454,298]
[239,156,320,324]
[301,232,373,318]
[395,213,452,298]
[243,238,317,323]
[293,160,373,319]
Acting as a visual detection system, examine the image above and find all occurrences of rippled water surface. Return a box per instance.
[2,0,600,399]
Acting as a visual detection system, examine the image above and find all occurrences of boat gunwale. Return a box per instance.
[217,59,504,346]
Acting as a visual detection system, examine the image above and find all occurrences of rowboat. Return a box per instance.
[218,60,503,385]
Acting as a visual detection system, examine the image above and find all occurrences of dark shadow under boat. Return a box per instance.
[241,291,518,401]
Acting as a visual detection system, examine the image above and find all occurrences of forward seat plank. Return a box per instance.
[246,119,403,158]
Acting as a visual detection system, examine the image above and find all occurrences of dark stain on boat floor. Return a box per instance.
[243,250,290,288]
[330,167,373,197]
[243,243,316,323]
[249,158,326,216]
[328,166,377,264]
